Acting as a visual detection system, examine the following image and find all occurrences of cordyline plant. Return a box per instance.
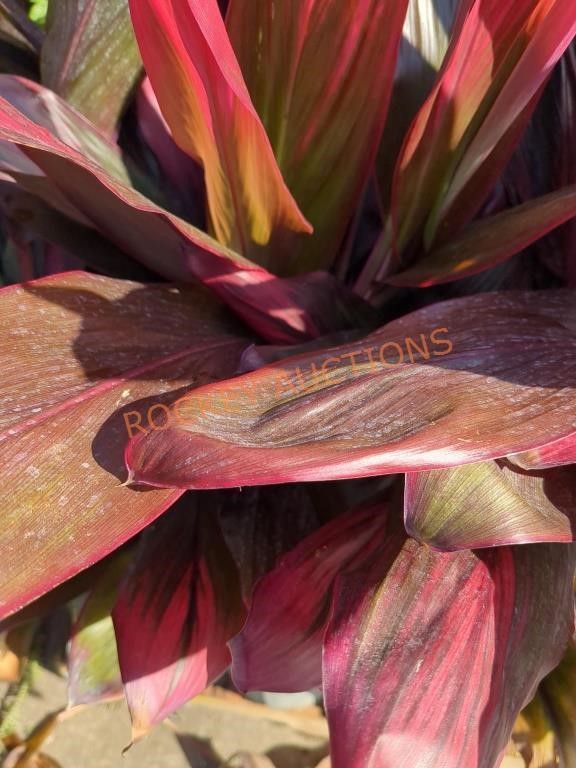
[0,0,575,765]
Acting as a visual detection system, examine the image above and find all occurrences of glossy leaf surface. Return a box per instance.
[227,0,409,271]
[0,86,322,342]
[126,291,576,489]
[393,0,576,255]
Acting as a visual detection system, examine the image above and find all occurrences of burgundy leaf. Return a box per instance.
[324,535,576,767]
[136,77,205,226]
[230,498,389,693]
[216,484,326,603]
[126,290,576,489]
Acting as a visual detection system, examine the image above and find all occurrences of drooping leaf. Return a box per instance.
[0,87,323,342]
[0,271,247,619]
[323,535,576,768]
[392,0,576,258]
[126,290,576,489]
[388,183,576,286]
[112,495,245,738]
[227,0,409,272]
[509,432,576,470]
[41,0,141,134]
[405,460,576,550]
[128,0,311,256]
[68,552,131,707]
[230,498,389,693]
[0,73,137,176]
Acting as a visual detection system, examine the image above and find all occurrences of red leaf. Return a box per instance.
[125,290,576,489]
[324,535,576,767]
[128,0,311,255]
[0,271,245,618]
[230,499,389,693]
[227,0,408,271]
[112,496,245,736]
[392,0,576,257]
[0,81,319,342]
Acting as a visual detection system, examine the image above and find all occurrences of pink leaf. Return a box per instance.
[324,534,576,767]
[113,496,245,736]
[0,80,321,342]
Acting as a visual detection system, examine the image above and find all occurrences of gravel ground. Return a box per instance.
[6,667,329,768]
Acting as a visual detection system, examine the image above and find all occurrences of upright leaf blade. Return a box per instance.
[376,0,459,208]
[388,183,576,286]
[128,0,311,256]
[227,0,409,271]
[41,0,141,134]
[392,0,576,258]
